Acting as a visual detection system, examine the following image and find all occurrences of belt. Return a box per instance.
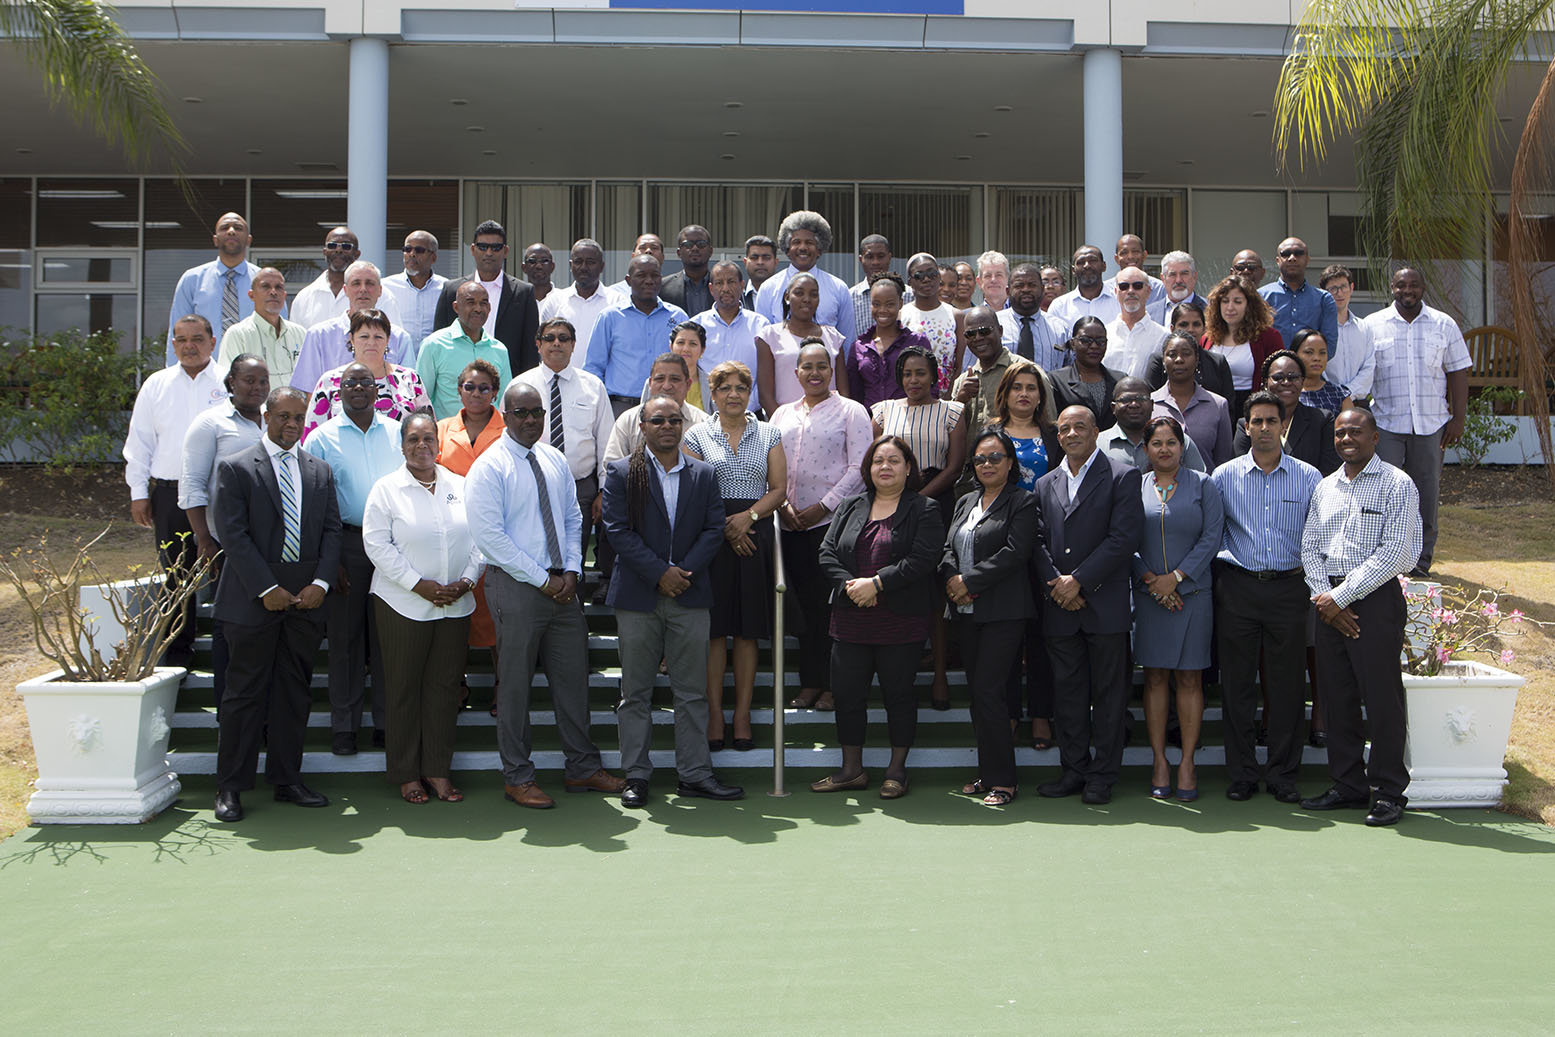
[1222,562,1304,581]
[608,393,639,403]
[342,523,363,532]
[147,477,179,489]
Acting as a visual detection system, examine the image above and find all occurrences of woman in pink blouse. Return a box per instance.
[301,309,430,441]
[771,340,873,711]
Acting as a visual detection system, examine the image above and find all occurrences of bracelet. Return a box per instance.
[872,575,883,592]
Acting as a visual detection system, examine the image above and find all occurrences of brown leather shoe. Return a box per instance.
[503,781,555,809]
[564,769,627,794]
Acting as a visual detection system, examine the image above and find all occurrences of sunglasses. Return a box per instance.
[1278,249,1307,258]
[972,453,1009,466]
[644,415,684,426]
[339,377,375,389]
[460,382,495,394]
[323,241,356,251]
[1074,334,1106,346]
[539,333,574,343]
[401,245,431,255]
[678,239,710,249]
[506,406,546,419]
[964,326,999,339]
[1266,372,1303,383]
[909,270,939,281]
[1116,280,1149,291]
[472,242,506,253]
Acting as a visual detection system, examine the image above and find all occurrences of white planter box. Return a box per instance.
[18,667,184,824]
[77,576,160,662]
[1443,416,1555,466]
[1404,661,1524,808]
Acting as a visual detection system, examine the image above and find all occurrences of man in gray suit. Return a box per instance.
[212,386,342,822]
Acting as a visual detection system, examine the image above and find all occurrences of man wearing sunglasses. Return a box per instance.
[1259,236,1338,350]
[1103,266,1171,379]
[382,230,447,350]
[433,219,540,372]
[289,227,402,332]
[417,280,514,420]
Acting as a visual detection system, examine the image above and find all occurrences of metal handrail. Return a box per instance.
[768,512,789,797]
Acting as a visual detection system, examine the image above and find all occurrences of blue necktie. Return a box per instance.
[278,452,301,563]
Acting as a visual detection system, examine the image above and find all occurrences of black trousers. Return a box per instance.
[1005,616,1053,721]
[831,639,920,747]
[961,617,1025,788]
[150,481,196,657]
[326,526,386,735]
[216,606,326,792]
[1215,564,1309,786]
[1316,578,1410,803]
[211,618,229,718]
[782,525,833,690]
[1046,631,1131,789]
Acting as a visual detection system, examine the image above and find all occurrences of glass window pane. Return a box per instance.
[992,187,1081,271]
[386,180,460,279]
[859,185,979,281]
[646,183,801,274]
[597,181,642,286]
[805,184,856,286]
[36,179,139,247]
[1189,190,1286,288]
[459,181,590,282]
[1122,188,1187,266]
[250,180,348,249]
[141,179,249,346]
[35,293,139,347]
[39,256,134,285]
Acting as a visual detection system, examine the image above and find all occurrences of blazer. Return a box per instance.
[1143,349,1235,401]
[819,490,945,617]
[1032,451,1144,636]
[433,273,539,373]
[658,271,711,315]
[1231,401,1340,474]
[601,453,725,612]
[938,483,1040,623]
[211,440,343,627]
[1047,363,1126,431]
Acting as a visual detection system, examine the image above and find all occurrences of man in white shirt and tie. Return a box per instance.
[538,239,613,371]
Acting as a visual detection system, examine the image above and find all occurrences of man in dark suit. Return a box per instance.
[602,395,743,808]
[658,224,714,317]
[211,386,343,822]
[1033,404,1144,804]
[432,219,539,372]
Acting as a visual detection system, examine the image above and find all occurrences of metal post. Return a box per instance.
[768,514,789,797]
[347,37,389,269]
[1082,46,1123,269]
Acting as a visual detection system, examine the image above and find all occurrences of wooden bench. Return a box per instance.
[1463,325,1526,413]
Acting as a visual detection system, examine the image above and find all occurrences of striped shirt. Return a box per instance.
[1363,302,1472,436]
[1301,453,1422,606]
[682,413,783,502]
[1210,450,1320,571]
[871,397,964,472]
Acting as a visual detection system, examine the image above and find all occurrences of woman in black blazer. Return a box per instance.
[941,427,1040,806]
[1230,350,1341,474]
[814,435,945,800]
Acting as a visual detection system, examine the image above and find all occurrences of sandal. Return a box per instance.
[401,781,429,805]
[423,777,463,803]
[961,778,987,797]
[813,691,836,712]
[982,788,1016,807]
[788,688,822,709]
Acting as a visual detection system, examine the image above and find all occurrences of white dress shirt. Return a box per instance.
[123,360,230,499]
[1103,312,1170,380]
[1062,446,1101,504]
[381,270,449,349]
[602,400,710,479]
[290,273,402,332]
[515,363,615,482]
[1048,286,1121,329]
[478,275,503,341]
[464,436,584,586]
[538,283,616,371]
[362,465,483,621]
[693,305,768,412]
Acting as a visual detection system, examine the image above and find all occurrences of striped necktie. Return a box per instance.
[278,451,302,563]
[549,373,565,453]
[221,268,240,334]
[527,450,563,570]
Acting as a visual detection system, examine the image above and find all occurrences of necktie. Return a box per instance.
[278,451,301,563]
[549,374,565,453]
[527,450,563,571]
[1018,316,1035,361]
[221,268,240,335]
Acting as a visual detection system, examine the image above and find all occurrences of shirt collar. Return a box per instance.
[263,435,297,463]
[651,452,686,476]
[1338,451,1385,484]
[1065,446,1101,478]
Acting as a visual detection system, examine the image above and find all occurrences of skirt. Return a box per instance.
[708,498,775,640]
[1133,586,1213,670]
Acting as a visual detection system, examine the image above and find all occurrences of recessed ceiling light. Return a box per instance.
[723,131,740,138]
[15,148,32,155]
[246,147,263,155]
[974,132,990,139]
[482,149,497,156]
[1177,159,1195,165]
[723,101,743,109]
[182,96,203,104]
[954,155,972,161]
[451,98,469,106]
[38,189,125,199]
[1250,110,1269,118]
[720,153,736,160]
[466,125,485,133]
[993,105,1013,113]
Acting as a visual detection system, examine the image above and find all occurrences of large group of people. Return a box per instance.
[124,208,1472,829]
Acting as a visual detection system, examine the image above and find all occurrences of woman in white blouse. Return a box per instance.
[363,411,483,805]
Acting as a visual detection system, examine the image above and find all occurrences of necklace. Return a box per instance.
[412,471,437,492]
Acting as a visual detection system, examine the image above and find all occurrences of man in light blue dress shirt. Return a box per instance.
[165,212,265,365]
[381,230,448,351]
[1259,237,1339,350]
[585,254,689,415]
[692,260,766,412]
[753,211,853,331]
[301,364,402,755]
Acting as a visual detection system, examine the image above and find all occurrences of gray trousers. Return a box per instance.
[1377,427,1441,572]
[616,597,713,784]
[327,527,387,735]
[485,567,603,786]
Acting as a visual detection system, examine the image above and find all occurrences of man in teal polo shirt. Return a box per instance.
[417,280,515,419]
[584,254,689,417]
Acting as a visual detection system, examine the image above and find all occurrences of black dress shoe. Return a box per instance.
[214,789,243,822]
[1267,783,1302,804]
[371,729,386,749]
[1300,786,1370,811]
[1225,780,1258,801]
[1081,785,1112,805]
[733,738,755,752]
[707,738,725,753]
[1308,730,1328,749]
[621,779,649,809]
[331,732,357,756]
[1365,798,1405,826]
[1038,777,1085,798]
[677,776,745,801]
[273,783,329,808]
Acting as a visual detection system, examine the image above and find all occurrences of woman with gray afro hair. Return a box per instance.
[756,210,851,332]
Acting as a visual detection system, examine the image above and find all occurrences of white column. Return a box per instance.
[1082,47,1123,269]
[347,37,389,269]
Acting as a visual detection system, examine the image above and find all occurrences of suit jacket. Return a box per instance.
[433,273,539,373]
[938,483,1039,623]
[1231,401,1340,474]
[658,271,712,316]
[211,440,343,626]
[601,454,725,612]
[1048,364,1126,431]
[819,491,944,617]
[1143,349,1235,401]
[1032,452,1144,636]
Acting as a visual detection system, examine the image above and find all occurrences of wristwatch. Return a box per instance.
[748,509,760,523]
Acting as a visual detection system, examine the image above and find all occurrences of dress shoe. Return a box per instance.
[1225,780,1258,801]
[564,769,627,794]
[1081,785,1112,805]
[331,732,357,756]
[1308,730,1328,749]
[810,771,868,793]
[1038,777,1085,798]
[733,737,755,752]
[371,729,386,749]
[503,781,555,809]
[707,738,725,753]
[214,789,243,822]
[1267,783,1302,804]
[677,776,745,801]
[1365,798,1405,827]
[273,783,329,808]
[621,778,650,808]
[1300,786,1370,811]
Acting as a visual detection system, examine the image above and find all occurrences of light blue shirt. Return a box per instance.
[1210,450,1321,571]
[178,404,265,533]
[651,453,686,546]
[692,306,767,412]
[584,296,690,397]
[166,259,266,364]
[464,436,584,587]
[753,265,852,333]
[997,308,1069,371]
[300,412,402,526]
[1259,279,1338,352]
[289,313,418,394]
[381,270,448,350]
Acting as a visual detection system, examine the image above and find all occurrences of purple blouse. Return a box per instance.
[829,518,934,645]
[845,326,931,412]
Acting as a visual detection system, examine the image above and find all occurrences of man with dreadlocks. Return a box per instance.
[602,395,745,808]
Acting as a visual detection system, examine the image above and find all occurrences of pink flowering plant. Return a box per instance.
[1401,577,1546,677]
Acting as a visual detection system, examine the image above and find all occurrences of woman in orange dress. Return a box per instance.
[436,359,505,712]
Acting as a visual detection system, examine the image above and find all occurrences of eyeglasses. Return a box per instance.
[538,333,574,343]
[1266,372,1303,383]
[472,242,506,253]
[678,239,710,249]
[1116,280,1149,291]
[644,415,684,426]
[460,382,495,394]
[972,453,1009,466]
[401,245,431,255]
[339,377,375,388]
[1232,262,1261,272]
[1113,395,1151,405]
[909,270,939,281]
[714,383,750,394]
[522,255,551,264]
[1074,334,1106,346]
[506,406,546,419]
[1278,249,1307,258]
[964,326,998,339]
[323,241,356,251]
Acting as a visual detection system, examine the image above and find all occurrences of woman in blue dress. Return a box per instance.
[1133,416,1224,801]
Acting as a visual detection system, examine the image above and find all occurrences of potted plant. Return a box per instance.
[1401,577,1545,808]
[3,527,215,824]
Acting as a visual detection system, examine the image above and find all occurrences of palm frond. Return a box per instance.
[1508,58,1555,485]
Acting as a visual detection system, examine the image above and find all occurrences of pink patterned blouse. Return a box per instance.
[301,363,430,442]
